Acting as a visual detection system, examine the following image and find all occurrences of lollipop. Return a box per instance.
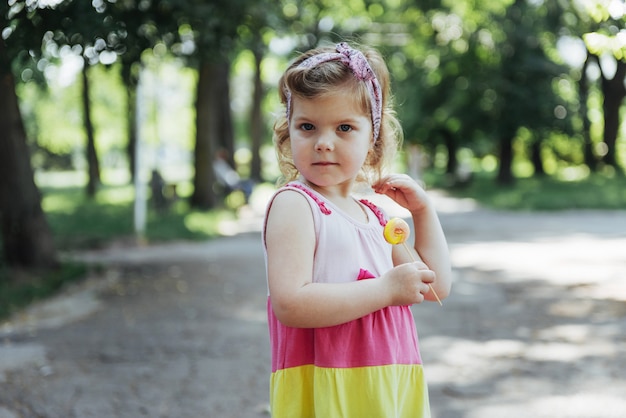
[384,217,442,306]
[383,217,411,244]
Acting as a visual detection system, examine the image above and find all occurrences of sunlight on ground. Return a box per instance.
[450,236,626,300]
[96,185,135,204]
[466,393,626,418]
[426,336,616,379]
[35,169,136,188]
[424,333,625,418]
[35,170,87,188]
[185,212,219,235]
[41,192,78,212]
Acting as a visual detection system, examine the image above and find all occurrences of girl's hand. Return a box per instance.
[373,174,430,214]
[375,175,453,304]
[382,261,435,306]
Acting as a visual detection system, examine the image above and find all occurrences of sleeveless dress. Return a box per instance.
[263,181,430,418]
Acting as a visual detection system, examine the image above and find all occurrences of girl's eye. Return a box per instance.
[300,123,314,131]
[338,124,352,132]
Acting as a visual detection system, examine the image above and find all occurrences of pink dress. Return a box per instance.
[263,181,430,417]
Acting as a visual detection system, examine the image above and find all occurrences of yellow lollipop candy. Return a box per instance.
[384,217,442,306]
[383,217,411,245]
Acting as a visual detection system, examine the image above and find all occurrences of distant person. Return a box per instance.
[213,149,253,203]
[149,169,167,211]
[263,42,452,417]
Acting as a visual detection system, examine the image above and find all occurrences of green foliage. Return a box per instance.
[582,0,626,59]
[432,172,626,210]
[17,60,196,171]
[19,80,83,155]
[4,0,626,200]
[396,0,571,151]
[8,0,621,183]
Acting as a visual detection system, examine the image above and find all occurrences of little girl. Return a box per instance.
[263,42,452,417]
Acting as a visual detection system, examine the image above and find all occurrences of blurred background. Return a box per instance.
[1,0,625,311]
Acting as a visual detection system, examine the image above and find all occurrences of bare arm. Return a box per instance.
[374,175,452,302]
[265,190,433,328]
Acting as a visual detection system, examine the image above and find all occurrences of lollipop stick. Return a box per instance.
[401,242,443,306]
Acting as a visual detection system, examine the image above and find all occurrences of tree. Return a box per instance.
[8,0,133,198]
[585,34,626,173]
[558,0,626,174]
[192,58,231,209]
[103,1,184,182]
[80,60,101,195]
[143,0,248,209]
[0,36,57,269]
[491,0,568,183]
[238,0,274,183]
[578,50,599,171]
[398,0,570,183]
[29,1,109,197]
[396,2,489,176]
[249,44,265,182]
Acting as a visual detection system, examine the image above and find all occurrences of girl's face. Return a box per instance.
[289,90,373,190]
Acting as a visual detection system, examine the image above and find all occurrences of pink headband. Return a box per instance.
[285,42,383,141]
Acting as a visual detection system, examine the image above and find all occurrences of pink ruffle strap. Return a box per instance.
[358,199,387,226]
[285,183,332,215]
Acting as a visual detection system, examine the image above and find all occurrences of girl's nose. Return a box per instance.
[315,134,334,151]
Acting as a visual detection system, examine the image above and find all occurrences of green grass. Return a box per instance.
[42,184,236,249]
[1,183,239,322]
[427,172,626,211]
[0,262,88,320]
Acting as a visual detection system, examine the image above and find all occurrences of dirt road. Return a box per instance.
[1,192,625,418]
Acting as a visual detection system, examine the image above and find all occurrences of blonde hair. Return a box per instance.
[273,43,402,186]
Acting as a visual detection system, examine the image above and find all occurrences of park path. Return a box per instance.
[0,190,625,418]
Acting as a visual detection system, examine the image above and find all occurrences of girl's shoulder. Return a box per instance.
[267,181,331,215]
[263,183,319,245]
[282,182,331,215]
[265,182,321,222]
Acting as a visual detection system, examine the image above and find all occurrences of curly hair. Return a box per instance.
[272,42,403,186]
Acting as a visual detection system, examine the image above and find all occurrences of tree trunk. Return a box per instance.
[580,52,597,171]
[121,61,137,182]
[497,135,514,184]
[217,61,235,167]
[600,60,626,171]
[126,84,137,182]
[82,60,101,196]
[530,138,545,176]
[190,59,219,209]
[440,128,457,175]
[0,39,57,269]
[250,46,264,182]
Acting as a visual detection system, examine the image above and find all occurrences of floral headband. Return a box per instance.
[285,42,383,141]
